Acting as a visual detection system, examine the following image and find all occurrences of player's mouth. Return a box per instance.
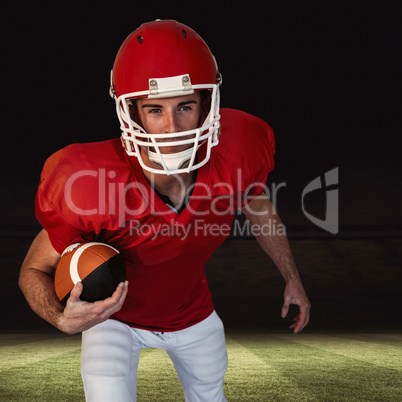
[151,136,194,154]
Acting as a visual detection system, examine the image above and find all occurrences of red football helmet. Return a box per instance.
[110,20,222,175]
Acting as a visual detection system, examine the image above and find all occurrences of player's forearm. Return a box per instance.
[18,229,65,328]
[19,267,64,328]
[241,195,302,284]
[252,218,302,284]
[243,195,311,332]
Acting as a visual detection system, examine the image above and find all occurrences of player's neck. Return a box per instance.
[142,165,196,210]
[145,169,195,190]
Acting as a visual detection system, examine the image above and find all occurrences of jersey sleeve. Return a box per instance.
[35,146,97,254]
[215,109,276,208]
[35,189,92,254]
[243,115,275,202]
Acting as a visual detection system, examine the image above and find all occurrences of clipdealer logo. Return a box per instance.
[128,218,287,240]
[63,168,270,221]
[301,167,339,234]
[63,167,339,235]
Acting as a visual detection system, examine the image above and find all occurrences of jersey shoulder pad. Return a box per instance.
[212,108,275,190]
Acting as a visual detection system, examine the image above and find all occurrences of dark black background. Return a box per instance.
[1,3,401,332]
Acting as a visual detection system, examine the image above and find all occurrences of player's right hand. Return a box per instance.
[57,281,128,334]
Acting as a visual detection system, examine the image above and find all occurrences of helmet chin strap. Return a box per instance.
[147,146,197,172]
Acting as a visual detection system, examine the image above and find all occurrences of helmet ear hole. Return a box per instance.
[199,90,211,124]
[137,35,143,44]
[182,29,187,39]
[127,101,139,123]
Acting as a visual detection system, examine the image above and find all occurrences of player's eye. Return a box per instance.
[178,106,192,112]
[148,108,162,114]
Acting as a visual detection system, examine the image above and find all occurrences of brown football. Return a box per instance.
[55,242,126,305]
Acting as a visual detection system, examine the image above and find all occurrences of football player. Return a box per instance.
[19,20,310,401]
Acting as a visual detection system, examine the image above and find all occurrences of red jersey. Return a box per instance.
[35,108,275,331]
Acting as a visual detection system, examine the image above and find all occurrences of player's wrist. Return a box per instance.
[56,315,81,335]
[52,302,74,334]
[284,274,302,286]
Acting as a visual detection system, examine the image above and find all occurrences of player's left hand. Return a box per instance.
[58,280,129,334]
[281,280,311,334]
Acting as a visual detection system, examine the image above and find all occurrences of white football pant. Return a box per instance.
[81,311,228,401]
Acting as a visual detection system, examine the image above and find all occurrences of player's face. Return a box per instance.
[134,93,204,154]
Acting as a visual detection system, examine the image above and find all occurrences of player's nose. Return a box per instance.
[164,112,179,134]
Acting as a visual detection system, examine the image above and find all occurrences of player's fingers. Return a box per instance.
[281,295,292,318]
[113,281,128,300]
[95,284,128,319]
[281,299,290,318]
[114,281,129,304]
[122,280,129,296]
[94,281,128,311]
[289,315,301,332]
[69,282,83,301]
[292,306,310,334]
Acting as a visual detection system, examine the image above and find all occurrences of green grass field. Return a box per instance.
[1,331,401,401]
